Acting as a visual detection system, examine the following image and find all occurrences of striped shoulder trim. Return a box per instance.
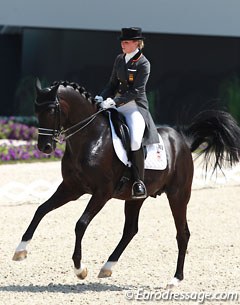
[132,53,142,62]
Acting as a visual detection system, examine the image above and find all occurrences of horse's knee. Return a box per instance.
[75,218,88,234]
[131,227,138,237]
[35,202,54,218]
[124,226,138,239]
[185,223,190,239]
[185,228,190,241]
[36,205,48,216]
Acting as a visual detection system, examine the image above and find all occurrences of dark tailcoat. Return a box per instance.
[100,51,159,146]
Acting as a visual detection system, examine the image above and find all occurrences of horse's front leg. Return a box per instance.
[72,193,110,280]
[98,199,144,278]
[12,181,82,261]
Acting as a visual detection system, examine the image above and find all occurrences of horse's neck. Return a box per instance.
[62,98,96,127]
[65,105,109,150]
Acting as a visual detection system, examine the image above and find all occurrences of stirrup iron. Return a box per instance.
[131,180,147,199]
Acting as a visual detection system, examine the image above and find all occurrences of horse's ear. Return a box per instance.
[35,78,42,94]
[51,84,59,96]
[51,83,60,98]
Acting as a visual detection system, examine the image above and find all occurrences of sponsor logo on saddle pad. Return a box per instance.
[108,117,167,170]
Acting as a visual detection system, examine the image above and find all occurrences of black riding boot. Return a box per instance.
[131,147,147,199]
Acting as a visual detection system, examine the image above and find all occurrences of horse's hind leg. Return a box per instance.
[98,199,144,278]
[12,181,82,261]
[166,186,191,288]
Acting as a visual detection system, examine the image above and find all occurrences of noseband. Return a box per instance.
[35,96,105,143]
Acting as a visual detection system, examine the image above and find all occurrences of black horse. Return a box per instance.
[13,81,240,288]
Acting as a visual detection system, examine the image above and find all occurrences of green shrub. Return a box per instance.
[219,76,240,123]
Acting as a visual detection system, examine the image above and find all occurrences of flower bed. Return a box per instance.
[0,118,38,140]
[0,117,64,163]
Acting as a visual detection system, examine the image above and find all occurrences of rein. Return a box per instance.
[56,108,106,142]
[36,96,106,143]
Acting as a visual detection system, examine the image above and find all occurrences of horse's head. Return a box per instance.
[35,79,102,154]
[35,80,61,154]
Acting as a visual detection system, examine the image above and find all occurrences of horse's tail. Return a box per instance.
[183,110,240,173]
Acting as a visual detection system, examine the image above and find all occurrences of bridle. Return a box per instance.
[36,96,61,143]
[35,96,105,144]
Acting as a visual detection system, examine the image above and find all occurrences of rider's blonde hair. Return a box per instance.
[137,40,144,50]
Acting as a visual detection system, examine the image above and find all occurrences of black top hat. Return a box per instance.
[119,27,145,41]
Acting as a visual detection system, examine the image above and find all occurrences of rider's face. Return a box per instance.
[121,40,138,54]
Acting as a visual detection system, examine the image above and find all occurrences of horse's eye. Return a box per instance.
[49,108,55,115]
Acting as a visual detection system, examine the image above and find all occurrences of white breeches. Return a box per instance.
[117,101,145,151]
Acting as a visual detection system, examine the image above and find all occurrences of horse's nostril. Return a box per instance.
[43,143,53,154]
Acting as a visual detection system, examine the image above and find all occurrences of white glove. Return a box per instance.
[94,95,103,104]
[100,98,116,109]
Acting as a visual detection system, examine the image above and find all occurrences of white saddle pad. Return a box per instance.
[108,115,167,170]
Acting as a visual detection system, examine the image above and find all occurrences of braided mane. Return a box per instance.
[52,80,95,103]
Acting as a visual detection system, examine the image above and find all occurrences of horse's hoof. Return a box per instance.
[12,250,27,261]
[98,268,112,278]
[74,267,88,280]
[166,277,181,289]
